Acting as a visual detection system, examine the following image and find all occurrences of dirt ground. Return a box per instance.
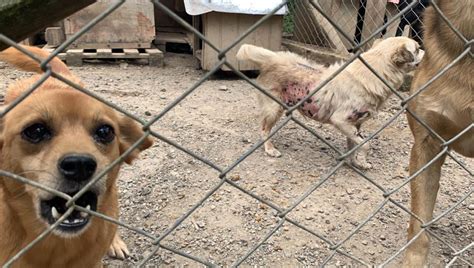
[0,53,472,267]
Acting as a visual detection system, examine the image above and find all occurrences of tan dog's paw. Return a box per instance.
[265,148,282,158]
[108,233,129,260]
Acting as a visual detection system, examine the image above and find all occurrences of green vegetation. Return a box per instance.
[283,0,296,34]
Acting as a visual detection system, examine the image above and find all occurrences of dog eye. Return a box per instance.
[94,124,115,144]
[22,123,52,143]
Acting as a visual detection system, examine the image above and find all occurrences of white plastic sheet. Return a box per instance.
[183,0,287,16]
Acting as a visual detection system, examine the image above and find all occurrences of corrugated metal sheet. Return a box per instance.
[184,0,287,15]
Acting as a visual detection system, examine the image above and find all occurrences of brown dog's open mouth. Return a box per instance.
[40,191,98,233]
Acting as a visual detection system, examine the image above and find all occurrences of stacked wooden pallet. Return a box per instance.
[43,47,163,66]
[44,0,163,66]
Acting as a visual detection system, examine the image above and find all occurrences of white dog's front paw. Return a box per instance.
[108,233,129,260]
[265,148,282,158]
[351,156,372,170]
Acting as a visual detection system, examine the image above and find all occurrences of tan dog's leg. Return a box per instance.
[260,100,284,157]
[108,232,130,260]
[331,117,372,169]
[403,134,445,267]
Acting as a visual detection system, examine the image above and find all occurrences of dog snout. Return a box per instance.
[58,154,97,182]
[416,50,425,66]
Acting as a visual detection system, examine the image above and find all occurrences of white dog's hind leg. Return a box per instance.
[260,102,284,158]
[331,117,372,169]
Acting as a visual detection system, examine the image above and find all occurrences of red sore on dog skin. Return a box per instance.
[281,82,320,118]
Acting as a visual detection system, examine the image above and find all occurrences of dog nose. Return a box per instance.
[58,154,97,181]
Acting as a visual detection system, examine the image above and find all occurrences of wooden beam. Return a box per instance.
[0,0,96,51]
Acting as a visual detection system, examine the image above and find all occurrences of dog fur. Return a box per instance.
[0,46,153,267]
[403,1,473,266]
[236,37,424,169]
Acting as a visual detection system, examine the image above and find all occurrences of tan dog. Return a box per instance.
[404,0,473,266]
[237,37,424,169]
[0,46,153,267]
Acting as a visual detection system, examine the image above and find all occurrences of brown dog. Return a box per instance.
[404,0,473,267]
[0,46,153,267]
[237,37,424,169]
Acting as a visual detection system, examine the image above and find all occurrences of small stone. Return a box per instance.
[468,204,474,210]
[362,240,368,245]
[380,235,386,241]
[218,85,228,91]
[230,174,241,181]
[305,216,314,220]
[160,88,166,92]
[241,138,251,143]
[144,111,152,116]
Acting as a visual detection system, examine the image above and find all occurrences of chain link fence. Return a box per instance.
[285,0,430,56]
[0,0,472,266]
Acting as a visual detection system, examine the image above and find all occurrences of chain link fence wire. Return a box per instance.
[285,0,431,56]
[0,0,472,266]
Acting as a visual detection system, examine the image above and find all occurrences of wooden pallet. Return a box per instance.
[154,31,192,52]
[43,47,163,67]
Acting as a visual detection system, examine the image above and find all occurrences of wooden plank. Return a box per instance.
[293,0,349,55]
[250,14,270,70]
[64,0,155,49]
[361,0,387,50]
[311,1,349,55]
[68,42,150,49]
[96,48,112,57]
[145,48,164,66]
[192,15,201,55]
[202,13,220,71]
[221,13,239,71]
[124,49,139,56]
[45,27,65,47]
[234,14,257,71]
[269,16,283,51]
[0,0,95,51]
[282,39,349,65]
[42,46,66,60]
[66,49,83,66]
[155,32,189,45]
[201,12,283,71]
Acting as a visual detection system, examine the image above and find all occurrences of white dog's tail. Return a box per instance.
[236,44,278,68]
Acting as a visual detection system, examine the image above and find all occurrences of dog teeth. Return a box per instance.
[80,205,91,218]
[64,219,71,224]
[51,207,60,220]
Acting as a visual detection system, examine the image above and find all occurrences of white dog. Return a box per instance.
[237,37,424,169]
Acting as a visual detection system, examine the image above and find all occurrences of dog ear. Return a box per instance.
[391,44,414,67]
[118,116,153,164]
